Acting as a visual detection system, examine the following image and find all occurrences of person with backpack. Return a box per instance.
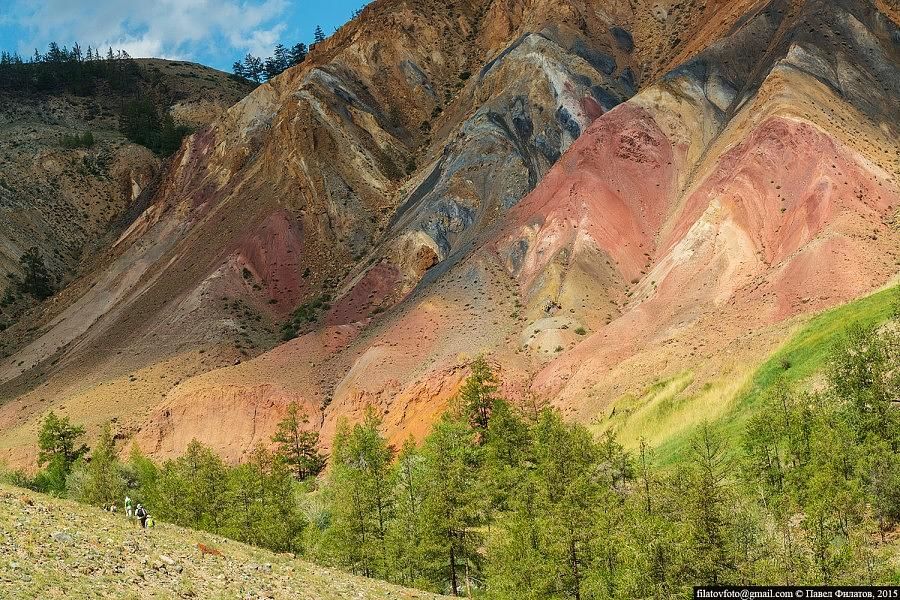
[136,503,148,528]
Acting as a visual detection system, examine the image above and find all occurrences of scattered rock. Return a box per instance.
[51,531,73,543]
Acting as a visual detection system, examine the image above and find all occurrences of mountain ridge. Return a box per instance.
[0,0,897,468]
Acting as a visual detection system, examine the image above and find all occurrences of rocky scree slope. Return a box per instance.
[0,485,445,599]
[0,0,897,465]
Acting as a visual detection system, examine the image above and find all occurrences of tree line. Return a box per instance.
[232,42,306,83]
[231,25,335,83]
[4,310,898,596]
[0,42,195,157]
[0,42,141,95]
[304,324,900,596]
[11,401,324,554]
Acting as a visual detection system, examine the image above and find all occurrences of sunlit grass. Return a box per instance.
[593,368,752,454]
[597,285,899,466]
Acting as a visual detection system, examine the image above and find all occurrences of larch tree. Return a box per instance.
[419,413,484,596]
[387,437,428,588]
[329,408,395,579]
[76,422,125,508]
[271,402,325,481]
[458,355,499,440]
[18,247,54,300]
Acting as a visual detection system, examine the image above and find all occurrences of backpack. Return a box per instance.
[146,516,156,528]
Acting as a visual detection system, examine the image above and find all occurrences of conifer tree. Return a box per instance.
[47,42,63,63]
[685,423,736,585]
[387,438,428,587]
[289,42,307,65]
[35,411,88,494]
[246,445,307,552]
[419,414,483,596]
[226,456,266,544]
[18,247,54,300]
[828,323,899,445]
[488,410,611,599]
[243,53,264,83]
[480,397,530,512]
[272,401,325,481]
[329,409,395,578]
[70,422,125,507]
[314,25,326,44]
[273,43,290,72]
[126,444,161,509]
[263,56,281,80]
[458,355,499,439]
[180,439,229,532]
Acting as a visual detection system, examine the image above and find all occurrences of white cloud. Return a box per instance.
[10,0,290,63]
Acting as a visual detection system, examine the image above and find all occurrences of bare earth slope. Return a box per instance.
[0,0,897,465]
[0,485,445,599]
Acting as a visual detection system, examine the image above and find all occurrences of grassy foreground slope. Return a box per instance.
[600,284,900,465]
[0,484,444,599]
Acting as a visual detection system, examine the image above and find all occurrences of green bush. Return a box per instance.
[280,294,331,339]
[61,131,95,148]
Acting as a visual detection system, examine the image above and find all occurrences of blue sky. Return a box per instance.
[0,1,367,72]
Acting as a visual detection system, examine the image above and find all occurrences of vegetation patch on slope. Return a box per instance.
[593,369,752,453]
[604,285,900,466]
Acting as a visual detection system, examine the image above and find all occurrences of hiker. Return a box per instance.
[136,503,148,528]
[125,495,133,518]
[146,514,156,528]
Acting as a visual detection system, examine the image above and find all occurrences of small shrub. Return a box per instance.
[61,131,94,149]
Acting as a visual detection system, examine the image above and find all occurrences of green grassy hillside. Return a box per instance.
[597,284,899,465]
